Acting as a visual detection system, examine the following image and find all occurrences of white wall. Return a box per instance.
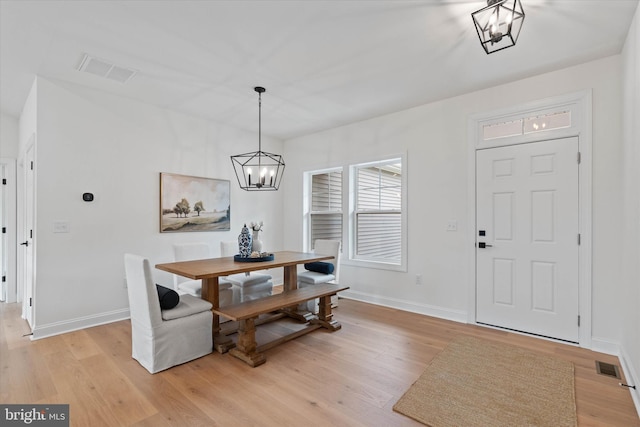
[1,113,19,158]
[27,77,284,338]
[283,56,625,339]
[620,3,640,410]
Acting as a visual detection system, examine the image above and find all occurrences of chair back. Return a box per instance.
[124,254,163,329]
[220,241,237,257]
[172,243,210,289]
[313,239,342,282]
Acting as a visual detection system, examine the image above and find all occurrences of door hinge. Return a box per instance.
[578,234,581,245]
[29,297,32,307]
[578,315,581,327]
[2,227,5,234]
[2,276,5,283]
[30,161,34,170]
[2,178,6,185]
[577,152,581,164]
[30,229,33,239]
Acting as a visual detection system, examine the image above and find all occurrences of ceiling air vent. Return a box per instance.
[77,53,137,84]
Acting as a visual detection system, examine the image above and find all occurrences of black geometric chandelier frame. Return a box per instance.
[230,87,285,191]
[472,0,525,55]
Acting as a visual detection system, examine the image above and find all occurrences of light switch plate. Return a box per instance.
[53,221,70,233]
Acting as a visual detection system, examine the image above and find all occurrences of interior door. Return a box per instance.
[0,163,5,302]
[476,137,579,342]
[22,144,35,327]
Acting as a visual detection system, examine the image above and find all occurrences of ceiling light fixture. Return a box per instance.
[472,0,525,54]
[231,87,285,191]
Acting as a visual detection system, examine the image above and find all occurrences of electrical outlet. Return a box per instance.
[415,274,422,285]
[447,220,458,231]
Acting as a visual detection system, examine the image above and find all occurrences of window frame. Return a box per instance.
[304,167,344,252]
[347,155,407,272]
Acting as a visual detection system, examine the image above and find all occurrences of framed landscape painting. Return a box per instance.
[160,173,230,232]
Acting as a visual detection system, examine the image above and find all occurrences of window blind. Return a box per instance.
[310,171,342,249]
[354,162,402,263]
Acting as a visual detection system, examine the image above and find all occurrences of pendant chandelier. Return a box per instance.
[472,0,525,54]
[231,87,285,191]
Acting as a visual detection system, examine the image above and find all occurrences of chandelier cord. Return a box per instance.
[258,90,262,171]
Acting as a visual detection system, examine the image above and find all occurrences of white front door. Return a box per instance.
[476,137,580,342]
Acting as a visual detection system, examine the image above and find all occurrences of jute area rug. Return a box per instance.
[393,336,577,427]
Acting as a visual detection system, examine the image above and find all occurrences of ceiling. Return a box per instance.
[1,0,638,140]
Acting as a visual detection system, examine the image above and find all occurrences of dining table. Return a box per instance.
[155,250,334,353]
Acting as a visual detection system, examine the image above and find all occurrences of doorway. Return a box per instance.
[476,137,580,342]
[21,142,35,327]
[0,158,17,304]
[467,91,592,347]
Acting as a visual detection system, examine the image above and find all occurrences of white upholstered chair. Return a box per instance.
[124,253,213,374]
[220,241,273,302]
[297,239,342,312]
[172,242,233,308]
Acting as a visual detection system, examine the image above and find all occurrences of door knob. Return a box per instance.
[20,241,29,247]
[478,242,493,248]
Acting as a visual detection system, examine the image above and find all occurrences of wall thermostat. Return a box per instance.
[82,193,94,202]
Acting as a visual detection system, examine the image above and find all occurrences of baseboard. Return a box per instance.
[591,336,621,355]
[590,337,640,418]
[619,347,640,418]
[31,308,130,340]
[339,290,467,324]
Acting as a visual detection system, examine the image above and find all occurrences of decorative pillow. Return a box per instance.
[304,262,335,275]
[156,284,179,310]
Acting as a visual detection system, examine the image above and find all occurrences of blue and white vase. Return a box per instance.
[238,224,253,257]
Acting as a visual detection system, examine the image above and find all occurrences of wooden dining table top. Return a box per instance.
[155,250,333,280]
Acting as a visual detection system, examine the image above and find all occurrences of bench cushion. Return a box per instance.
[162,294,213,320]
[225,272,272,287]
[298,271,336,285]
[178,278,233,297]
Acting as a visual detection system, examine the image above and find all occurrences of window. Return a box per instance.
[481,110,572,141]
[308,169,342,250]
[352,158,403,265]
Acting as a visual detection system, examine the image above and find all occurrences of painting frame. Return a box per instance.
[159,172,231,233]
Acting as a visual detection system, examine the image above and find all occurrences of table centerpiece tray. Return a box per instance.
[234,253,275,262]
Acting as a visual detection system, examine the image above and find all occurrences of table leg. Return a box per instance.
[229,318,266,367]
[311,295,342,331]
[281,264,316,322]
[283,265,297,292]
[201,277,235,353]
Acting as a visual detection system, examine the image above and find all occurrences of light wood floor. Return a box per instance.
[1,299,638,427]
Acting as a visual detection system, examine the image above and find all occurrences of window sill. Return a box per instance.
[342,258,407,273]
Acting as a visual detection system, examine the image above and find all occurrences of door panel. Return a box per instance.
[22,144,34,327]
[476,137,579,342]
